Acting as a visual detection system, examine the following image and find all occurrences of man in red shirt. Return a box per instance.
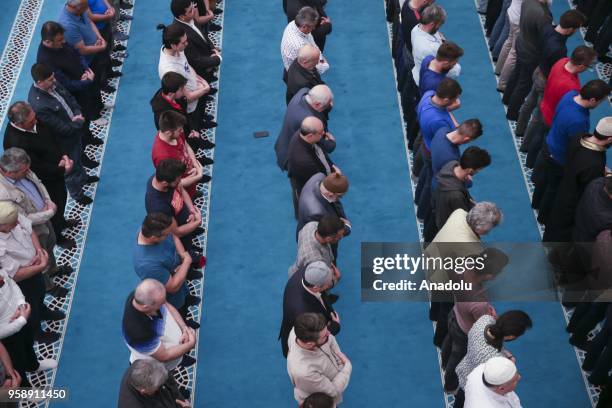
[152,111,207,198]
[520,45,596,168]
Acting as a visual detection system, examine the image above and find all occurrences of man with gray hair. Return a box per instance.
[117,359,190,407]
[425,202,503,347]
[0,148,70,298]
[275,85,335,171]
[281,7,329,75]
[122,279,197,371]
[285,44,325,104]
[285,0,333,51]
[411,4,460,85]
[4,101,85,247]
[279,261,341,357]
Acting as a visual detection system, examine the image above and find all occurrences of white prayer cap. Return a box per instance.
[483,357,517,386]
[595,117,612,138]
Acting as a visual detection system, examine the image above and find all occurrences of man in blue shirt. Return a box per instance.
[415,78,461,220]
[419,41,464,95]
[532,79,610,224]
[430,119,483,190]
[417,78,461,149]
[133,212,200,329]
[58,0,118,90]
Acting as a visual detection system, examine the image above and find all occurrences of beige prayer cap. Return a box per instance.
[0,201,18,225]
[595,117,612,138]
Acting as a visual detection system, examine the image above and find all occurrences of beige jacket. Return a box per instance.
[0,170,55,237]
[425,209,484,283]
[287,328,352,406]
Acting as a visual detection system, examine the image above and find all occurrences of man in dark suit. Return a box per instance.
[170,0,221,83]
[287,117,337,216]
[150,72,215,161]
[285,0,332,51]
[28,62,96,205]
[275,85,335,171]
[37,21,107,122]
[285,44,325,104]
[279,261,340,357]
[3,101,82,248]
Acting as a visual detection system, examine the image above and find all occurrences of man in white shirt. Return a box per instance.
[0,200,65,345]
[281,7,329,75]
[287,313,352,406]
[0,202,57,381]
[158,24,212,134]
[464,356,522,408]
[411,4,461,84]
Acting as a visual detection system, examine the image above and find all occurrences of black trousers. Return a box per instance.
[16,273,46,339]
[503,52,539,120]
[73,84,104,121]
[312,22,332,51]
[584,0,612,43]
[430,301,454,347]
[40,178,68,239]
[531,148,564,225]
[441,310,468,391]
[1,324,38,386]
[568,302,608,346]
[583,304,612,385]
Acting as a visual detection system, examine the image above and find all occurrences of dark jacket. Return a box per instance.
[517,0,553,61]
[573,177,612,243]
[36,42,91,93]
[287,131,334,194]
[117,365,184,408]
[545,136,607,242]
[3,122,66,183]
[434,160,474,230]
[400,1,421,49]
[150,88,192,135]
[297,173,350,236]
[279,266,339,358]
[27,83,84,150]
[539,27,569,76]
[170,19,220,78]
[286,59,325,104]
[275,88,335,170]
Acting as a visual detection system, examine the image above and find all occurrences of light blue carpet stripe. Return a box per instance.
[195,0,444,407]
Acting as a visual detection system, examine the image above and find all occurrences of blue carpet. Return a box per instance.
[0,0,604,406]
[0,0,22,61]
[50,1,165,406]
[195,0,443,407]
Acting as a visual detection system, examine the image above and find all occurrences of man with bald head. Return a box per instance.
[122,279,197,371]
[275,85,336,171]
[287,116,339,214]
[286,44,325,104]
